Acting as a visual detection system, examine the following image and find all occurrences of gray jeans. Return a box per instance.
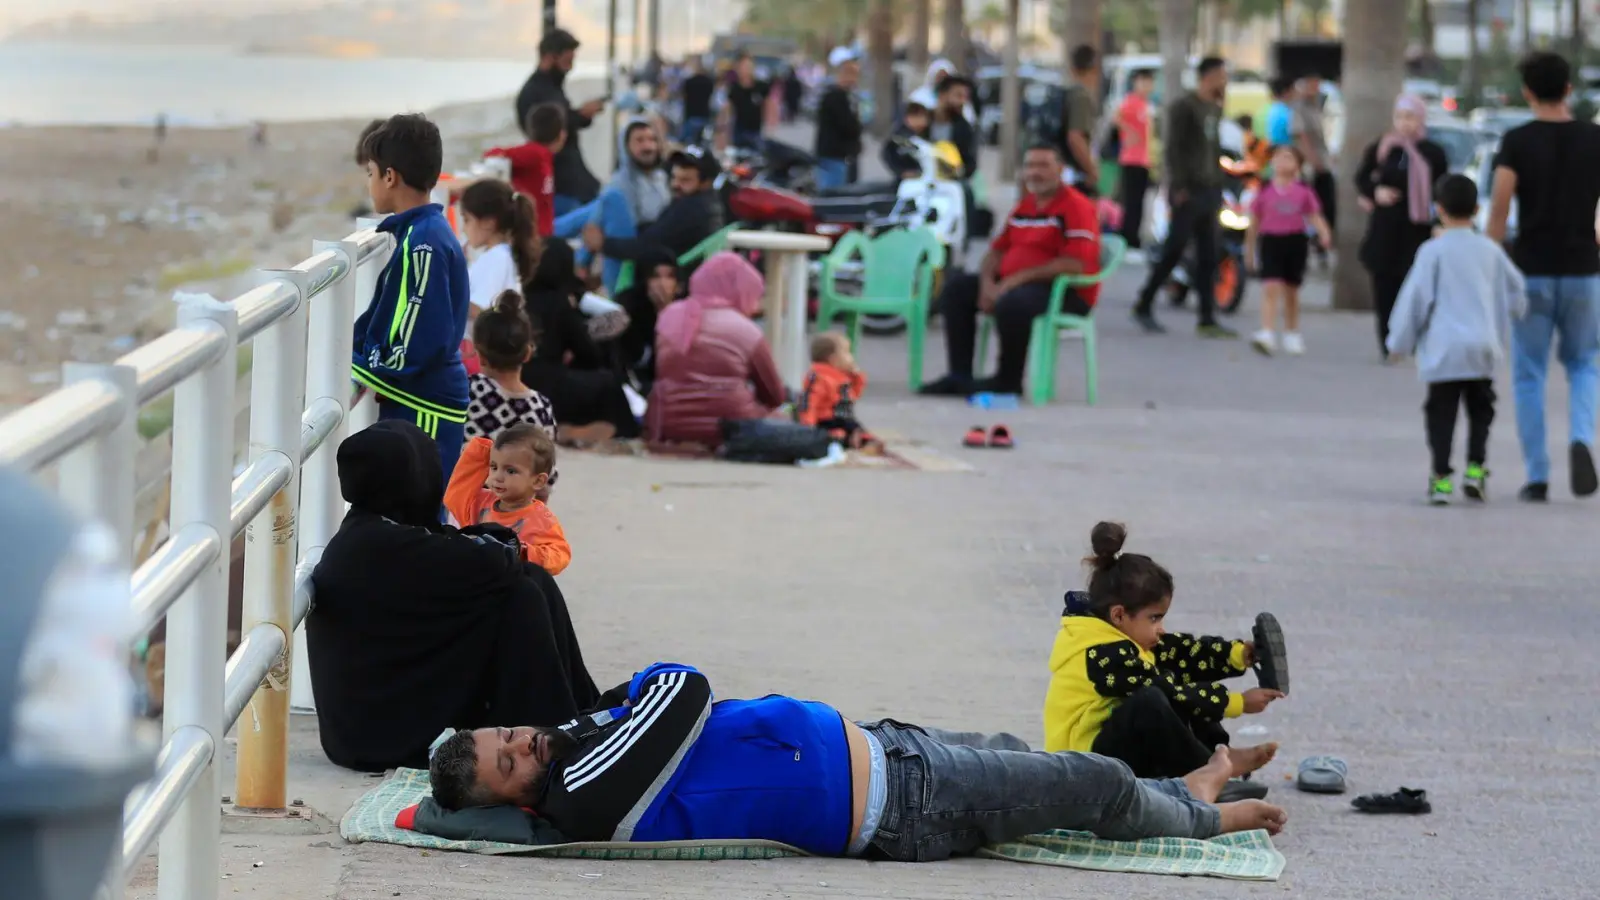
[862,720,1221,861]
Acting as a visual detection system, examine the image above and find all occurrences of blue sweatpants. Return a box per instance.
[376,398,465,488]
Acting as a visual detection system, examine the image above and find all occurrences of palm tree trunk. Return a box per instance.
[869,0,896,139]
[1060,0,1103,71]
[943,0,968,66]
[1519,0,1531,53]
[1332,0,1408,311]
[1001,0,1023,180]
[1158,0,1193,133]
[1278,0,1290,38]
[911,0,933,71]
[1571,0,1586,64]
[1419,0,1436,57]
[1464,0,1481,109]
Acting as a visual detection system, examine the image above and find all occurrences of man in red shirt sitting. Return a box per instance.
[484,103,567,237]
[921,144,1102,397]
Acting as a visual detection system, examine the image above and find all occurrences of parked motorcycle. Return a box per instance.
[1145,154,1258,316]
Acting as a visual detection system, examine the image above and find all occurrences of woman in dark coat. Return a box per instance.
[308,420,601,772]
[1354,93,1450,359]
[519,241,642,439]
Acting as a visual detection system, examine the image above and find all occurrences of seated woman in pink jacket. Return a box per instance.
[646,252,786,448]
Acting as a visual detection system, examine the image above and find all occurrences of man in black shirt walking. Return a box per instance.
[721,54,770,151]
[678,56,715,145]
[516,29,607,215]
[1132,57,1236,339]
[1487,51,1600,502]
[814,48,864,189]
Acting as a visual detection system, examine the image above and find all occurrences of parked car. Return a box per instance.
[1469,107,1535,136]
[1423,118,1493,173]
[1465,137,1516,245]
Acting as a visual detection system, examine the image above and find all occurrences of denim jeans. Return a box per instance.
[1512,275,1600,484]
[680,116,711,145]
[733,129,764,151]
[861,720,1220,861]
[815,157,850,190]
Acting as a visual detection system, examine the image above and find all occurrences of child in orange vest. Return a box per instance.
[796,332,881,452]
[443,423,572,574]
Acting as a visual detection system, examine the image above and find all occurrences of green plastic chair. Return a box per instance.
[975,233,1127,407]
[815,227,946,391]
[612,222,741,294]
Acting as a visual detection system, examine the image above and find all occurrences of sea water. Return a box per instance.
[0,40,604,127]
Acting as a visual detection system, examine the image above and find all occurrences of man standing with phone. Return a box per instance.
[516,28,608,216]
[1132,57,1236,339]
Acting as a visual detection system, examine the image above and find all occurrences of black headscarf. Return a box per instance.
[337,419,444,526]
[309,421,601,771]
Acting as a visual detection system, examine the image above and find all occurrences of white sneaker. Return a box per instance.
[1282,332,1305,355]
[1251,329,1276,356]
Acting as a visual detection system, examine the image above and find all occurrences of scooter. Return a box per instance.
[810,136,974,335]
[1145,155,1257,316]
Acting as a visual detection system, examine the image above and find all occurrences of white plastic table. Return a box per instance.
[725,230,832,388]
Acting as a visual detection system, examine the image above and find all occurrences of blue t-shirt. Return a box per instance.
[1265,101,1292,147]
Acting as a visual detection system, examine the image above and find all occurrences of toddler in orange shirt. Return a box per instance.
[795,332,881,452]
[444,423,572,574]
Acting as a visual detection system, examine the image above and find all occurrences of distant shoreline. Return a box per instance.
[0,36,540,67]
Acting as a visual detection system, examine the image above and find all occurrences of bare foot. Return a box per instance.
[1182,746,1233,804]
[1229,742,1279,777]
[1218,799,1288,836]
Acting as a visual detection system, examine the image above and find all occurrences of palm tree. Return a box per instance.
[1061,0,1104,90]
[1158,0,1193,133]
[1332,0,1408,310]
[869,0,896,138]
[943,0,968,66]
[1464,0,1482,108]
[1419,0,1437,59]
[975,1,1007,45]
[911,0,932,71]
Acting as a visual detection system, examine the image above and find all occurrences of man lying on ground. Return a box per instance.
[429,662,1286,860]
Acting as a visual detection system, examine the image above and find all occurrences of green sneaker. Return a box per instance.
[1196,322,1239,339]
[1428,475,1453,506]
[1463,464,1488,502]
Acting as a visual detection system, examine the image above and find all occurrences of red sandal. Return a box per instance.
[962,426,988,448]
[987,425,1014,449]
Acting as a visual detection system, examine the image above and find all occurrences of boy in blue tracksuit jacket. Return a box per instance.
[352,113,471,482]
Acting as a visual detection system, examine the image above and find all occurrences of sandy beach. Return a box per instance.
[0,81,613,411]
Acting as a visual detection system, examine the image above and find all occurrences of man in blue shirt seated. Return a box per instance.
[428,662,1287,860]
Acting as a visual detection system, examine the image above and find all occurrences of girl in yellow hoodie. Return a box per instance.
[1043,522,1282,780]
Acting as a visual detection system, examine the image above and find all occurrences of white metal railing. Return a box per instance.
[0,218,392,900]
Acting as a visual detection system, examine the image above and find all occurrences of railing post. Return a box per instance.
[234,268,308,812]
[159,295,237,900]
[61,362,138,900]
[290,236,360,714]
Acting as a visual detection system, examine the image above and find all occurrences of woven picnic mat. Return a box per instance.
[342,768,1283,879]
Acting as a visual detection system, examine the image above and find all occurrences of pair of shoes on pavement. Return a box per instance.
[1132,310,1237,339]
[1429,464,1489,505]
[1250,330,1305,356]
[918,374,1022,397]
[1518,442,1599,502]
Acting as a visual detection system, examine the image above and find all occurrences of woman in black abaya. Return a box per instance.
[307,420,601,772]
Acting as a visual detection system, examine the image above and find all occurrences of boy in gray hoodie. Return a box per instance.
[1387,174,1528,505]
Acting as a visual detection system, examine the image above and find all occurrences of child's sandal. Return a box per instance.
[1352,787,1431,814]
[987,424,1014,449]
[1252,612,1290,695]
[962,426,988,448]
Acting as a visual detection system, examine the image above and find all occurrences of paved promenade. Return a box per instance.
[127,127,1600,900]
